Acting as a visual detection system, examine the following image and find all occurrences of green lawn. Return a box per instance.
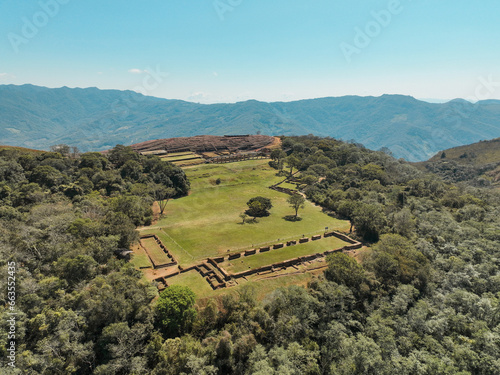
[221,236,347,274]
[130,246,152,269]
[150,160,350,266]
[204,272,318,301]
[278,182,298,190]
[141,237,172,265]
[166,270,214,297]
[166,268,317,301]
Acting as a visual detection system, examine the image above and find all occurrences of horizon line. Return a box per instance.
[0,82,490,106]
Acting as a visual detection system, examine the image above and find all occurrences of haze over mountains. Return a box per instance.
[1,84,500,161]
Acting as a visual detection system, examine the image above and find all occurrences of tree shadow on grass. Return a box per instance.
[283,215,302,222]
[237,218,259,225]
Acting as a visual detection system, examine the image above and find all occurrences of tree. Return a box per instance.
[50,144,71,156]
[271,149,287,164]
[352,203,386,241]
[325,252,365,289]
[246,196,272,218]
[120,160,143,180]
[270,149,287,173]
[156,285,197,337]
[239,213,248,224]
[29,165,66,187]
[288,194,306,219]
[286,155,301,176]
[151,185,176,216]
[108,145,139,168]
[366,234,430,291]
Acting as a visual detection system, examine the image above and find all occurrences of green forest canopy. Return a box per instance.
[1,136,499,374]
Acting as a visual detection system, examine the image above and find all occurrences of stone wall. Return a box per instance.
[156,230,361,292]
[140,234,177,269]
[324,231,360,245]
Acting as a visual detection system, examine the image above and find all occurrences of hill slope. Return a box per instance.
[2,84,500,161]
[417,138,500,186]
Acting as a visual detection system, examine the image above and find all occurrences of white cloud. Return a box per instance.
[187,91,212,103]
[0,73,15,80]
[213,71,218,77]
[128,68,144,74]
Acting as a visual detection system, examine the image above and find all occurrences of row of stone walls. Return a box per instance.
[155,231,361,292]
[210,154,268,164]
[209,231,361,265]
[209,231,362,280]
[324,231,360,245]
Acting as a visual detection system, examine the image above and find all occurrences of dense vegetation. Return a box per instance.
[0,145,189,374]
[418,137,500,186]
[1,136,500,374]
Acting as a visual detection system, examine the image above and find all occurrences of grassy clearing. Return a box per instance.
[221,236,347,273]
[130,244,152,269]
[151,160,350,265]
[141,237,172,265]
[201,271,318,301]
[172,159,205,167]
[202,152,219,158]
[166,270,214,297]
[278,182,298,190]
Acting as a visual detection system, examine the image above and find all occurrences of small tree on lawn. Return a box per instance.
[246,196,272,219]
[287,194,305,219]
[239,213,248,224]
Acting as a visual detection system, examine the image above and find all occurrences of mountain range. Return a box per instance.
[1,84,500,161]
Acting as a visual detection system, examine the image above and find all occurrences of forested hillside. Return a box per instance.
[418,137,500,187]
[0,145,189,373]
[1,136,500,374]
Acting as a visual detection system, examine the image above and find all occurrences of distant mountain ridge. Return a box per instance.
[1,84,500,161]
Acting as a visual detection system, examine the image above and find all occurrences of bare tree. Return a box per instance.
[151,185,176,215]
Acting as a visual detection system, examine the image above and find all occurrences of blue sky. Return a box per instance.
[1,0,500,103]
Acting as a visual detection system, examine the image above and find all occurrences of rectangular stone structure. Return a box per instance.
[228,253,241,260]
[273,243,284,249]
[299,237,309,244]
